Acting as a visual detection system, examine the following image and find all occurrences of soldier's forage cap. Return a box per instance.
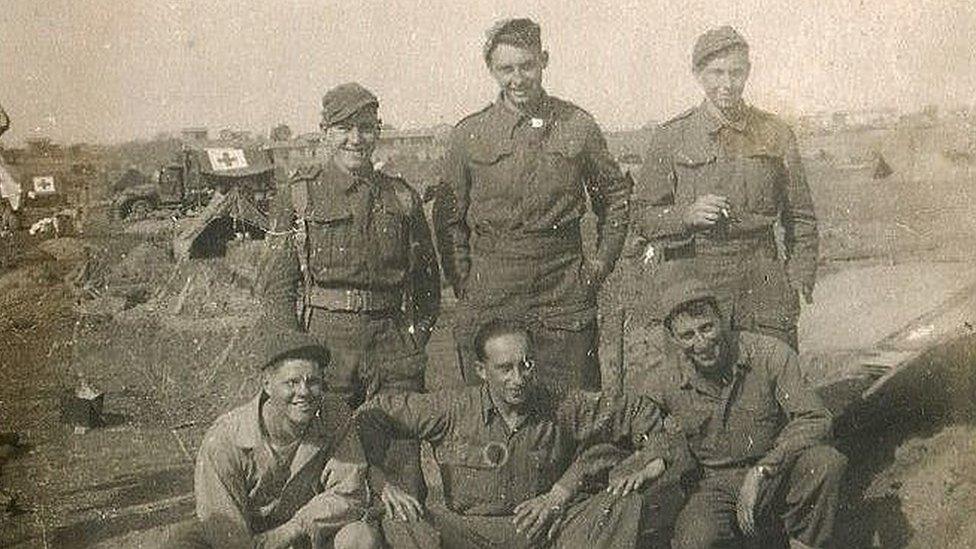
[255,329,330,372]
[656,276,719,322]
[483,18,542,63]
[692,26,749,70]
[321,82,379,127]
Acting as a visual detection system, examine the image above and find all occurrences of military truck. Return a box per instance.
[114,142,275,221]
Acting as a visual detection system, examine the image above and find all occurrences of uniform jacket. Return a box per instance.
[633,101,818,289]
[438,93,631,329]
[194,393,368,546]
[259,161,440,331]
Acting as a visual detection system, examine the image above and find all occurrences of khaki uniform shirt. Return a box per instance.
[634,102,818,289]
[358,386,672,516]
[440,94,631,328]
[194,393,368,544]
[643,331,832,470]
[261,162,440,330]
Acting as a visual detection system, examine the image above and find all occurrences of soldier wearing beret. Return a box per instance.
[632,26,818,350]
[259,83,441,504]
[437,18,632,395]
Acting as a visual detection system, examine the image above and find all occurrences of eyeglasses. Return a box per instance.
[492,357,536,376]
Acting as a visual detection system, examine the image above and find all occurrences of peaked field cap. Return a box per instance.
[692,25,749,69]
[656,276,719,321]
[321,82,379,127]
[257,329,330,372]
[483,18,542,62]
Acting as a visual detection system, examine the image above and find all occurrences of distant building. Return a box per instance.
[375,125,451,162]
[181,127,209,142]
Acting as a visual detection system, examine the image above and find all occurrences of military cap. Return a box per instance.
[321,82,379,127]
[483,18,542,63]
[656,274,719,322]
[254,328,330,372]
[692,25,749,70]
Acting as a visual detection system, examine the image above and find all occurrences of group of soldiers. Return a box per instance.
[170,18,844,549]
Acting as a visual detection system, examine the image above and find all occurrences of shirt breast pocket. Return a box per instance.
[467,141,514,200]
[740,153,785,214]
[438,442,503,506]
[305,204,354,268]
[674,151,718,204]
[371,201,408,267]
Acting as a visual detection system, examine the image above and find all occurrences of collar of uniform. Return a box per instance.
[479,384,546,426]
[700,99,749,135]
[232,391,329,449]
[492,91,553,134]
[323,158,376,193]
[677,332,751,391]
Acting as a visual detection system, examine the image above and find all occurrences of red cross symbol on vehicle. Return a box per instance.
[217,151,237,167]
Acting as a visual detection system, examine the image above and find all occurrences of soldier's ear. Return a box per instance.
[539,50,549,70]
[475,360,489,383]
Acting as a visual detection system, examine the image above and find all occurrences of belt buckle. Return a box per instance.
[347,290,365,312]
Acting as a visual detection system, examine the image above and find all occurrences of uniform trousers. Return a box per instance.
[306,308,428,501]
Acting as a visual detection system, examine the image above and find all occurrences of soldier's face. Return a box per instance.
[488,44,548,109]
[477,332,536,408]
[695,48,751,112]
[667,303,726,374]
[324,109,380,174]
[263,358,324,425]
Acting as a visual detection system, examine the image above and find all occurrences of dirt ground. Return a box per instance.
[1,123,975,548]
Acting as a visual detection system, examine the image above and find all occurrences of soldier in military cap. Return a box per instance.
[437,18,632,394]
[632,26,819,350]
[259,82,441,503]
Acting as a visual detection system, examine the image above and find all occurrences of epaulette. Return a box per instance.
[288,164,322,182]
[455,104,493,127]
[661,107,697,128]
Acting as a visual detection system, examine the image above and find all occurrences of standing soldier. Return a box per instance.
[259,83,441,502]
[633,26,818,350]
[439,18,632,393]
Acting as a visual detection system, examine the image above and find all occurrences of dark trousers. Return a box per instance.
[672,446,847,549]
[306,308,428,501]
[455,320,601,394]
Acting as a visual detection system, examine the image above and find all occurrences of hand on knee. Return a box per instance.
[332,521,383,549]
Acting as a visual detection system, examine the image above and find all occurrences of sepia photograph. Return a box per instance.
[1,1,975,547]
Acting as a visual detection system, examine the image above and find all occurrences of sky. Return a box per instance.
[1,0,974,144]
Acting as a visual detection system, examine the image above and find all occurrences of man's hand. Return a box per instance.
[293,493,362,534]
[736,466,765,537]
[381,483,424,522]
[608,457,665,497]
[579,258,610,289]
[512,486,572,543]
[682,194,731,231]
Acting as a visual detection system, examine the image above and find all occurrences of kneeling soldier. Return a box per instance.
[359,320,688,548]
[645,277,846,549]
[167,330,381,549]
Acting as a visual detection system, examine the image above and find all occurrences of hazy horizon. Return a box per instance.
[1,0,974,145]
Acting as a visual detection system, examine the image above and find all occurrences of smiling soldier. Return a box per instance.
[259,83,441,505]
[437,18,632,395]
[167,330,381,548]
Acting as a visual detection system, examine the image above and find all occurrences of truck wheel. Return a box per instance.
[127,199,153,220]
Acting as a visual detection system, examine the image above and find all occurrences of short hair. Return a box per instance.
[664,298,721,332]
[473,319,534,362]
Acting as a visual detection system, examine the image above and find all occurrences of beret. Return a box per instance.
[655,272,719,321]
[483,18,542,63]
[692,26,749,70]
[321,82,378,127]
[254,329,330,372]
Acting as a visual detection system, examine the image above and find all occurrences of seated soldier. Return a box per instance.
[167,330,381,549]
[645,277,846,549]
[358,319,688,549]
